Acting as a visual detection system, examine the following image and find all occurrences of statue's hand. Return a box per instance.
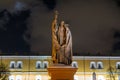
[61,45,66,48]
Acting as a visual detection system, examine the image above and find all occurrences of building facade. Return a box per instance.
[0,56,120,80]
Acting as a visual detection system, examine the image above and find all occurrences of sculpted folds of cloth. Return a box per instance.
[51,11,72,65]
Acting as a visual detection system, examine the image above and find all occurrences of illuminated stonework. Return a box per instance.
[0,56,120,80]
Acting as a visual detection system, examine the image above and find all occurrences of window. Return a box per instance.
[118,75,120,80]
[9,75,15,80]
[36,61,42,69]
[90,62,96,69]
[116,62,120,69]
[74,75,78,80]
[36,75,41,80]
[72,61,78,68]
[16,75,22,80]
[98,75,105,80]
[17,61,23,69]
[43,61,48,69]
[97,62,103,69]
[10,61,15,69]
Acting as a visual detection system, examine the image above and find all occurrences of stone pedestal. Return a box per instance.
[47,64,78,80]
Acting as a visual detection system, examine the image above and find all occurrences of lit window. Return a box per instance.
[36,75,41,80]
[72,61,78,68]
[116,62,120,69]
[36,61,42,69]
[90,62,96,69]
[97,62,103,69]
[16,75,22,80]
[17,61,23,69]
[98,75,105,80]
[9,75,15,80]
[74,75,78,80]
[43,61,48,69]
[118,76,120,80]
[10,61,15,69]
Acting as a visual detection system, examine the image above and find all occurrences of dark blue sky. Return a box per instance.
[0,0,120,56]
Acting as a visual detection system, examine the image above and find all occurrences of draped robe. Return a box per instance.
[52,21,72,65]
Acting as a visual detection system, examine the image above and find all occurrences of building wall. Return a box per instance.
[0,56,120,80]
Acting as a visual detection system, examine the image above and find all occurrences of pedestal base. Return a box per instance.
[47,64,78,80]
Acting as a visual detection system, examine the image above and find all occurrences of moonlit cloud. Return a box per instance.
[14,1,26,11]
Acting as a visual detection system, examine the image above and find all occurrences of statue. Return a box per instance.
[51,11,72,65]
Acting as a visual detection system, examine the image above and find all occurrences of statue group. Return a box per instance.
[51,11,72,65]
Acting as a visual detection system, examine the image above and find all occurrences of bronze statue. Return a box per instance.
[51,11,72,65]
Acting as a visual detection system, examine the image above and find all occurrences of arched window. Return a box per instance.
[74,75,78,80]
[36,61,42,69]
[90,62,96,69]
[116,62,120,69]
[17,61,23,69]
[35,75,41,80]
[43,61,48,69]
[97,62,103,69]
[72,61,78,68]
[16,75,22,80]
[10,61,15,69]
[9,75,15,80]
[98,75,105,80]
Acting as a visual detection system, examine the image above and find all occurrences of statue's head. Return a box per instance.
[60,21,65,27]
[54,11,58,20]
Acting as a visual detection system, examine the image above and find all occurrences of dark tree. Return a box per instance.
[107,66,116,80]
[0,63,10,80]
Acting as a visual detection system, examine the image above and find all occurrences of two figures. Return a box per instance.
[51,11,72,65]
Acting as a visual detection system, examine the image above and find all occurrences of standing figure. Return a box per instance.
[51,11,72,65]
[51,11,60,63]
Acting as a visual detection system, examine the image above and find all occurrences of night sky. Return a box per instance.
[0,0,120,56]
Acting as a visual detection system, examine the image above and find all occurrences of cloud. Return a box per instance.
[0,0,120,55]
[14,1,26,11]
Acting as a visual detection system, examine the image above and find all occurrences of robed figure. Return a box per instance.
[51,11,72,65]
